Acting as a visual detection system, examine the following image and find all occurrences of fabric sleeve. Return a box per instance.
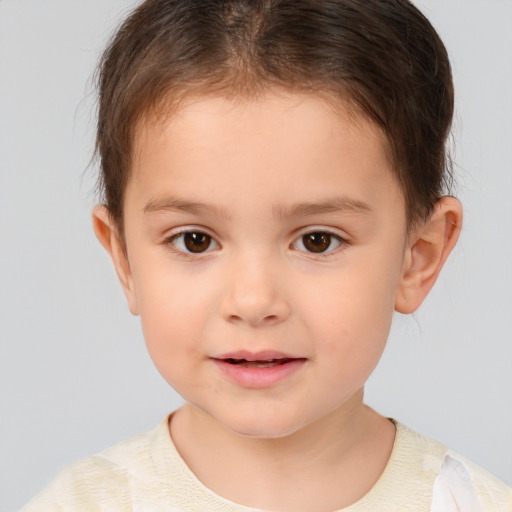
[21,455,132,512]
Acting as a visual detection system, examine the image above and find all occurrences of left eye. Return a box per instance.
[293,232,343,254]
[168,231,219,254]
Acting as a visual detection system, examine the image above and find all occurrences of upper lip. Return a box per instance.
[213,350,303,361]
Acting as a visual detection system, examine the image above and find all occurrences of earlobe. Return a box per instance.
[92,205,139,315]
[394,196,462,314]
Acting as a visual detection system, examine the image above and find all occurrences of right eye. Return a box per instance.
[167,231,219,254]
[291,230,345,255]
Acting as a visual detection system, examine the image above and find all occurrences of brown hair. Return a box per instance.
[95,0,454,232]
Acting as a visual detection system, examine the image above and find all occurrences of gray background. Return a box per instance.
[1,1,511,510]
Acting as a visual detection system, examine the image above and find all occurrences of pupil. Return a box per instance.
[303,233,331,253]
[184,232,211,253]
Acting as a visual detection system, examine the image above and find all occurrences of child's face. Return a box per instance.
[118,92,410,437]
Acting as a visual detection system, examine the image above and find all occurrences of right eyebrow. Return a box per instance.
[143,197,231,220]
[272,196,373,221]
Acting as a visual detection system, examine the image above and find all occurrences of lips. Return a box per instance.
[212,351,306,388]
[215,350,300,361]
[224,358,295,368]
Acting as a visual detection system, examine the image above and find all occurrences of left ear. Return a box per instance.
[394,196,462,314]
[92,205,139,315]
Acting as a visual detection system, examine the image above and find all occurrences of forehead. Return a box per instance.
[127,91,402,217]
[132,90,390,161]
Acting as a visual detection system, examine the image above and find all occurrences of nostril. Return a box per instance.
[222,291,291,326]
[227,313,280,325]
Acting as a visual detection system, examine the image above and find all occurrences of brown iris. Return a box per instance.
[302,233,332,253]
[183,232,212,253]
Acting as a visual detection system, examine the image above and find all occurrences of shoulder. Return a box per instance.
[395,422,512,512]
[444,449,512,511]
[21,422,164,512]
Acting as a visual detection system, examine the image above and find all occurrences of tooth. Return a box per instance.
[223,357,294,367]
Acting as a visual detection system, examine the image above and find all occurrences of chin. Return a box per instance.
[216,409,309,440]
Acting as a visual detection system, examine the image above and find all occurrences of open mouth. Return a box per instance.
[213,354,306,387]
[224,358,295,368]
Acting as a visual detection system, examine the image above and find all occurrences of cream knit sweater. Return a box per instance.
[23,415,512,511]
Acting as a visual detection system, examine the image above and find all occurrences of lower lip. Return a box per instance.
[212,359,306,388]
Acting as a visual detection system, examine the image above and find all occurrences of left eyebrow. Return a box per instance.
[143,197,231,220]
[273,196,373,220]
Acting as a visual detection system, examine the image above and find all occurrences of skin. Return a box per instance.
[94,91,462,511]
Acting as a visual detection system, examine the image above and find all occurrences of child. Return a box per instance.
[22,0,512,510]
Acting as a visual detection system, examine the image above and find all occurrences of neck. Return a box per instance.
[170,396,396,511]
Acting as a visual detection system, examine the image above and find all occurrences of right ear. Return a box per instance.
[92,205,139,315]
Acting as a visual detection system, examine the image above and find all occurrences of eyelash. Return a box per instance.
[164,228,348,258]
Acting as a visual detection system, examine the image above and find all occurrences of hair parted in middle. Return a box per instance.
[96,0,454,233]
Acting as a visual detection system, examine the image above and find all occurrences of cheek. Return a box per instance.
[132,262,217,376]
[301,256,401,358]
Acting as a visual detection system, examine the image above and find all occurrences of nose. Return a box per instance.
[220,252,291,327]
